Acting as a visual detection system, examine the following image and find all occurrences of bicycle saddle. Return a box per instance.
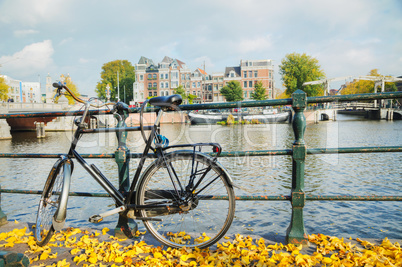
[149,94,182,108]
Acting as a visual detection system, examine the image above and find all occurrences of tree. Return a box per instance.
[96,60,135,104]
[341,69,397,95]
[173,85,197,104]
[279,52,326,97]
[0,76,10,101]
[220,81,243,102]
[55,75,80,105]
[251,81,268,100]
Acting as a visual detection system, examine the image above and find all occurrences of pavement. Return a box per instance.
[0,221,400,266]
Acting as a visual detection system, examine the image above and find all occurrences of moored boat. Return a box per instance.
[188,109,290,125]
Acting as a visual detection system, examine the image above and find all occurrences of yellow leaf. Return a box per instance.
[14,220,19,224]
[40,252,49,260]
[102,227,110,235]
[154,252,163,259]
[322,257,332,264]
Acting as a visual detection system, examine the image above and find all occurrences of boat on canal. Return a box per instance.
[188,108,290,125]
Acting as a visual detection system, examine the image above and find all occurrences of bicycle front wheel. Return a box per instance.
[136,151,235,248]
[35,158,71,246]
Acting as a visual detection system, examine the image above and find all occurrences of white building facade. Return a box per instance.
[1,75,41,103]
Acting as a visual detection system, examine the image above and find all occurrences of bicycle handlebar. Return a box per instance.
[53,82,86,104]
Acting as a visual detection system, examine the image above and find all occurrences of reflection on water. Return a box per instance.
[0,114,400,241]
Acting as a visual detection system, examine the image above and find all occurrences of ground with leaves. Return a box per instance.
[0,221,400,266]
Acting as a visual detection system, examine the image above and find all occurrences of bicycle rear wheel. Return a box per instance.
[136,151,235,248]
[35,158,71,246]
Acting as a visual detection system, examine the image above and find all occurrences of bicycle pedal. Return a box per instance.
[89,215,103,223]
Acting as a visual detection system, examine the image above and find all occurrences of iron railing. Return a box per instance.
[0,90,401,244]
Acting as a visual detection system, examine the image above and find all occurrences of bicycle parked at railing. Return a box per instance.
[34,82,235,248]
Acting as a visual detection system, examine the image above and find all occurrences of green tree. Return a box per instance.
[0,76,10,101]
[96,60,135,103]
[220,81,243,102]
[279,52,326,96]
[173,85,197,104]
[251,81,268,100]
[341,69,398,95]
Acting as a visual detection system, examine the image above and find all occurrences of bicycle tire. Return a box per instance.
[35,158,72,246]
[136,151,235,248]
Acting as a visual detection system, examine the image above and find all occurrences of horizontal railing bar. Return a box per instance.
[80,125,153,134]
[307,91,402,104]
[1,91,401,119]
[0,189,399,201]
[0,146,400,159]
[307,146,402,154]
[306,195,402,201]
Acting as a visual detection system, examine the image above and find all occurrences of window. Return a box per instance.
[153,74,157,79]
[192,82,195,88]
[140,75,144,81]
[249,71,252,77]
[153,82,157,87]
[165,73,169,79]
[154,92,157,96]
[244,81,247,88]
[193,91,196,95]
[186,74,190,80]
[149,92,152,97]
[269,81,272,88]
[148,83,152,88]
[165,82,169,88]
[161,82,164,88]
[254,71,258,78]
[161,91,164,96]
[269,71,272,78]
[244,91,247,98]
[181,74,185,80]
[197,82,201,88]
[243,71,247,78]
[148,74,151,79]
[249,81,252,87]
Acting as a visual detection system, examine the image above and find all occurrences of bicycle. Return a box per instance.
[34,82,235,249]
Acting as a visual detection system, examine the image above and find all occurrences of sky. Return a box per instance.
[0,0,401,97]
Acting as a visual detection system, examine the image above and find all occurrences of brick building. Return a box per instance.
[133,57,274,104]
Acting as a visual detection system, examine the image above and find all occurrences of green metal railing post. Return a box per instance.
[286,89,309,245]
[0,186,7,226]
[114,107,138,238]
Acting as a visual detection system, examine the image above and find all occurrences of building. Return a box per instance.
[133,57,275,104]
[0,75,41,103]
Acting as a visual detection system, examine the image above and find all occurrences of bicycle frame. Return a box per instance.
[65,100,224,222]
[66,103,163,209]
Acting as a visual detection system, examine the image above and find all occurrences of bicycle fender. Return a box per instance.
[53,157,73,231]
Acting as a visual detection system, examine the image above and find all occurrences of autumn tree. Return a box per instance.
[220,81,243,102]
[251,81,268,100]
[55,75,80,105]
[96,60,135,104]
[173,85,197,104]
[0,76,10,101]
[341,69,397,95]
[279,52,326,97]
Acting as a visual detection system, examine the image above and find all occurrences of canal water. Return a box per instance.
[0,114,400,242]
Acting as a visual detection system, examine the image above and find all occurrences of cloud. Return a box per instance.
[0,40,54,77]
[237,35,273,53]
[13,29,39,38]
[0,0,69,26]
